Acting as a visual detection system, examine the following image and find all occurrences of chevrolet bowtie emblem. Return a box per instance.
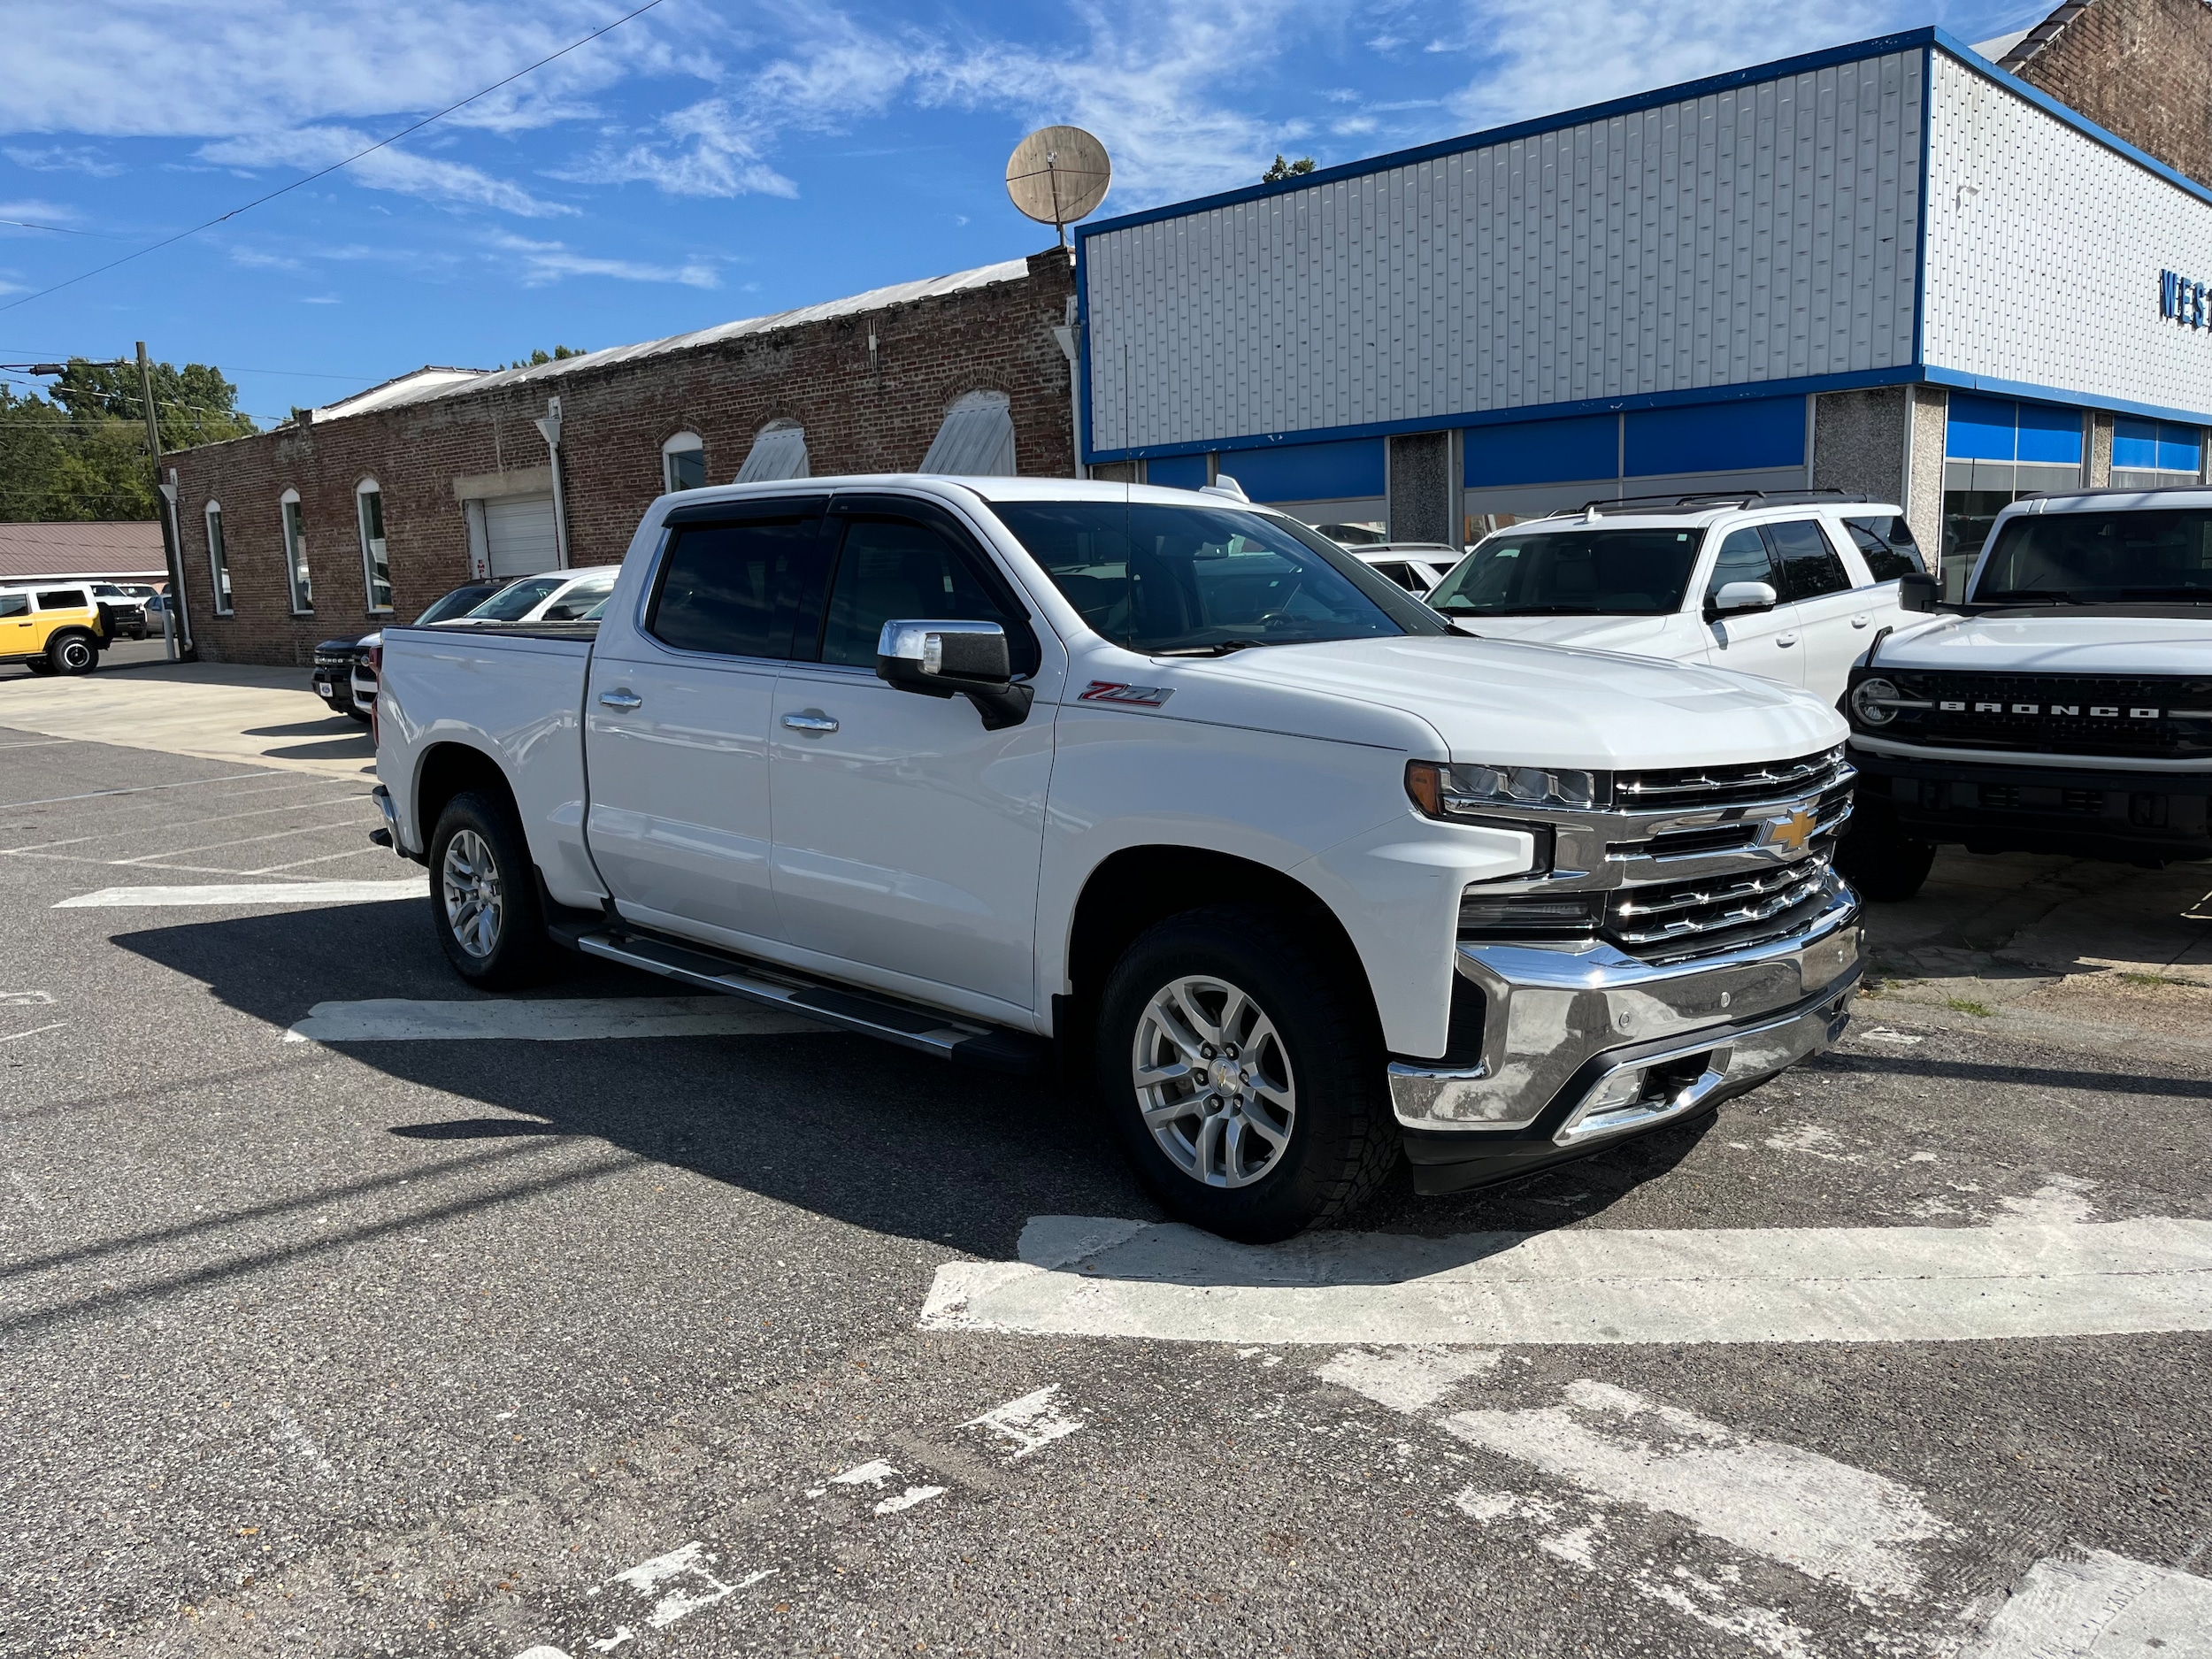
[1762,807,1818,855]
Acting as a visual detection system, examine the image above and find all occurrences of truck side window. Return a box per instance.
[816,517,1037,674]
[35,589,88,611]
[0,593,27,617]
[1704,527,1778,601]
[1763,519,1851,601]
[648,517,816,658]
[1844,516,1927,581]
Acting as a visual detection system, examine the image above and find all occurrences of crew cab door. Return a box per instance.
[0,591,31,656]
[1765,517,1880,705]
[584,499,821,949]
[1697,526,1806,687]
[768,496,1058,1010]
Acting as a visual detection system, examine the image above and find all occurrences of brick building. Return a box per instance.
[1994,0,2212,188]
[173,250,1077,664]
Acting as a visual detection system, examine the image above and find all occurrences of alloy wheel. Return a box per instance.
[1131,974,1297,1188]
[441,828,503,959]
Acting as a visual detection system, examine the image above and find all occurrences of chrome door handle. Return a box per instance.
[782,710,839,733]
[1775,632,1800,647]
[598,688,643,711]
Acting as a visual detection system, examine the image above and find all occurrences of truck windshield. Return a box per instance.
[1976,509,2212,603]
[988,501,1448,653]
[465,576,565,620]
[1426,527,1706,617]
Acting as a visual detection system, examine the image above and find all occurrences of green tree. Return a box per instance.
[503,344,588,370]
[1263,154,1317,182]
[0,357,256,522]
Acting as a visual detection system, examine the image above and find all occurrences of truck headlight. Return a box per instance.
[1407,760,1604,817]
[1848,677,1918,726]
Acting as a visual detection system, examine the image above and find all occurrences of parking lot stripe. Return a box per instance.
[284,996,833,1043]
[918,1208,2212,1347]
[54,879,423,907]
[0,771,281,810]
[1969,1550,2212,1657]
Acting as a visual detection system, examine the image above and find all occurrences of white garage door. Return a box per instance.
[484,495,559,578]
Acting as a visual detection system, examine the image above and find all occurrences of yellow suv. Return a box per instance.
[0,584,112,676]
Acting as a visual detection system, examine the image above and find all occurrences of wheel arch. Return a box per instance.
[411,741,521,852]
[1061,844,1379,1045]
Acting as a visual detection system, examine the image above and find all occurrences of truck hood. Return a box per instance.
[1182,635,1845,769]
[1448,613,1677,655]
[1878,613,2212,675]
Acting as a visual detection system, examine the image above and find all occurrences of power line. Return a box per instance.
[0,0,670,317]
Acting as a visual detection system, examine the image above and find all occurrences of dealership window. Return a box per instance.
[2109,417,2206,490]
[735,419,809,482]
[1939,395,2085,599]
[662,431,706,493]
[356,480,393,612]
[280,488,312,613]
[204,501,234,616]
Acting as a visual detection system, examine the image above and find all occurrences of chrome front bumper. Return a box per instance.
[1388,880,1861,1187]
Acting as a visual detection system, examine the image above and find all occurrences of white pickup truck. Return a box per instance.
[1839,485,2212,899]
[372,477,1863,1239]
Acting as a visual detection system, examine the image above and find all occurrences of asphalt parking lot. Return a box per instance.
[4,709,2211,1659]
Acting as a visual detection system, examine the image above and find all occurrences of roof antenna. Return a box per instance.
[1583,503,1600,524]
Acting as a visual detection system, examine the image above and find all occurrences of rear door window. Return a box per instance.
[0,593,28,618]
[35,589,88,610]
[1843,516,1927,581]
[648,515,818,659]
[1763,519,1853,602]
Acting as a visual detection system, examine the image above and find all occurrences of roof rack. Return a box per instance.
[2012,483,2212,501]
[1548,488,1873,518]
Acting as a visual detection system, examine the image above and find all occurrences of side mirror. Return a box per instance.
[1896,571,1939,613]
[1709,580,1778,617]
[875,618,1033,731]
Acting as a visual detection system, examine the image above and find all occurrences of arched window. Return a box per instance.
[356,479,392,612]
[662,431,706,493]
[735,419,808,482]
[919,389,1016,476]
[204,501,234,617]
[280,488,312,614]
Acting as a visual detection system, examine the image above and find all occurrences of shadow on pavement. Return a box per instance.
[105,902,1724,1270]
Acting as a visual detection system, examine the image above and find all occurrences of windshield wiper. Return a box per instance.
[2108,587,2212,602]
[1979,588,2087,604]
[1156,639,1271,657]
[1479,604,1611,616]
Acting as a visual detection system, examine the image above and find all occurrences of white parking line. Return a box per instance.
[962,1385,1084,1459]
[55,879,422,907]
[0,1022,66,1045]
[918,1205,2212,1347]
[0,770,280,810]
[284,996,833,1043]
[1969,1550,2212,1657]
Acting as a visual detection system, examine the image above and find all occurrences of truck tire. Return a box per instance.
[1835,800,1936,902]
[1096,904,1401,1242]
[48,632,97,676]
[428,790,555,988]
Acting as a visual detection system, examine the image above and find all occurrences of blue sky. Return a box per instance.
[0,0,2047,426]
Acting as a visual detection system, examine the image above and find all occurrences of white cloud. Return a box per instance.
[491,233,719,288]
[4,144,124,177]
[1440,0,1891,129]
[0,199,81,223]
[227,246,304,272]
[198,127,576,217]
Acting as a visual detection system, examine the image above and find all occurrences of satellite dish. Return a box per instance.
[1005,126,1111,247]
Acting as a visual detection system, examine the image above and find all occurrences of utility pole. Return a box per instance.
[136,342,192,660]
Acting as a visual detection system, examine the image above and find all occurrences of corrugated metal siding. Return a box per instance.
[1085,50,1924,456]
[1922,52,2212,419]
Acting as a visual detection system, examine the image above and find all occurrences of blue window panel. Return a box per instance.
[1217,437,1385,503]
[1624,396,1804,478]
[2113,417,2160,471]
[1146,454,1209,490]
[2015,401,2082,465]
[2157,422,2202,473]
[1946,393,2019,462]
[1464,414,1618,487]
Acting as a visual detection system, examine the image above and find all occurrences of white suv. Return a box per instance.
[1424,493,1934,704]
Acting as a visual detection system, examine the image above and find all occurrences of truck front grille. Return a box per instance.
[1614,747,1848,810]
[1867,672,2212,757]
[1604,856,1833,963]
